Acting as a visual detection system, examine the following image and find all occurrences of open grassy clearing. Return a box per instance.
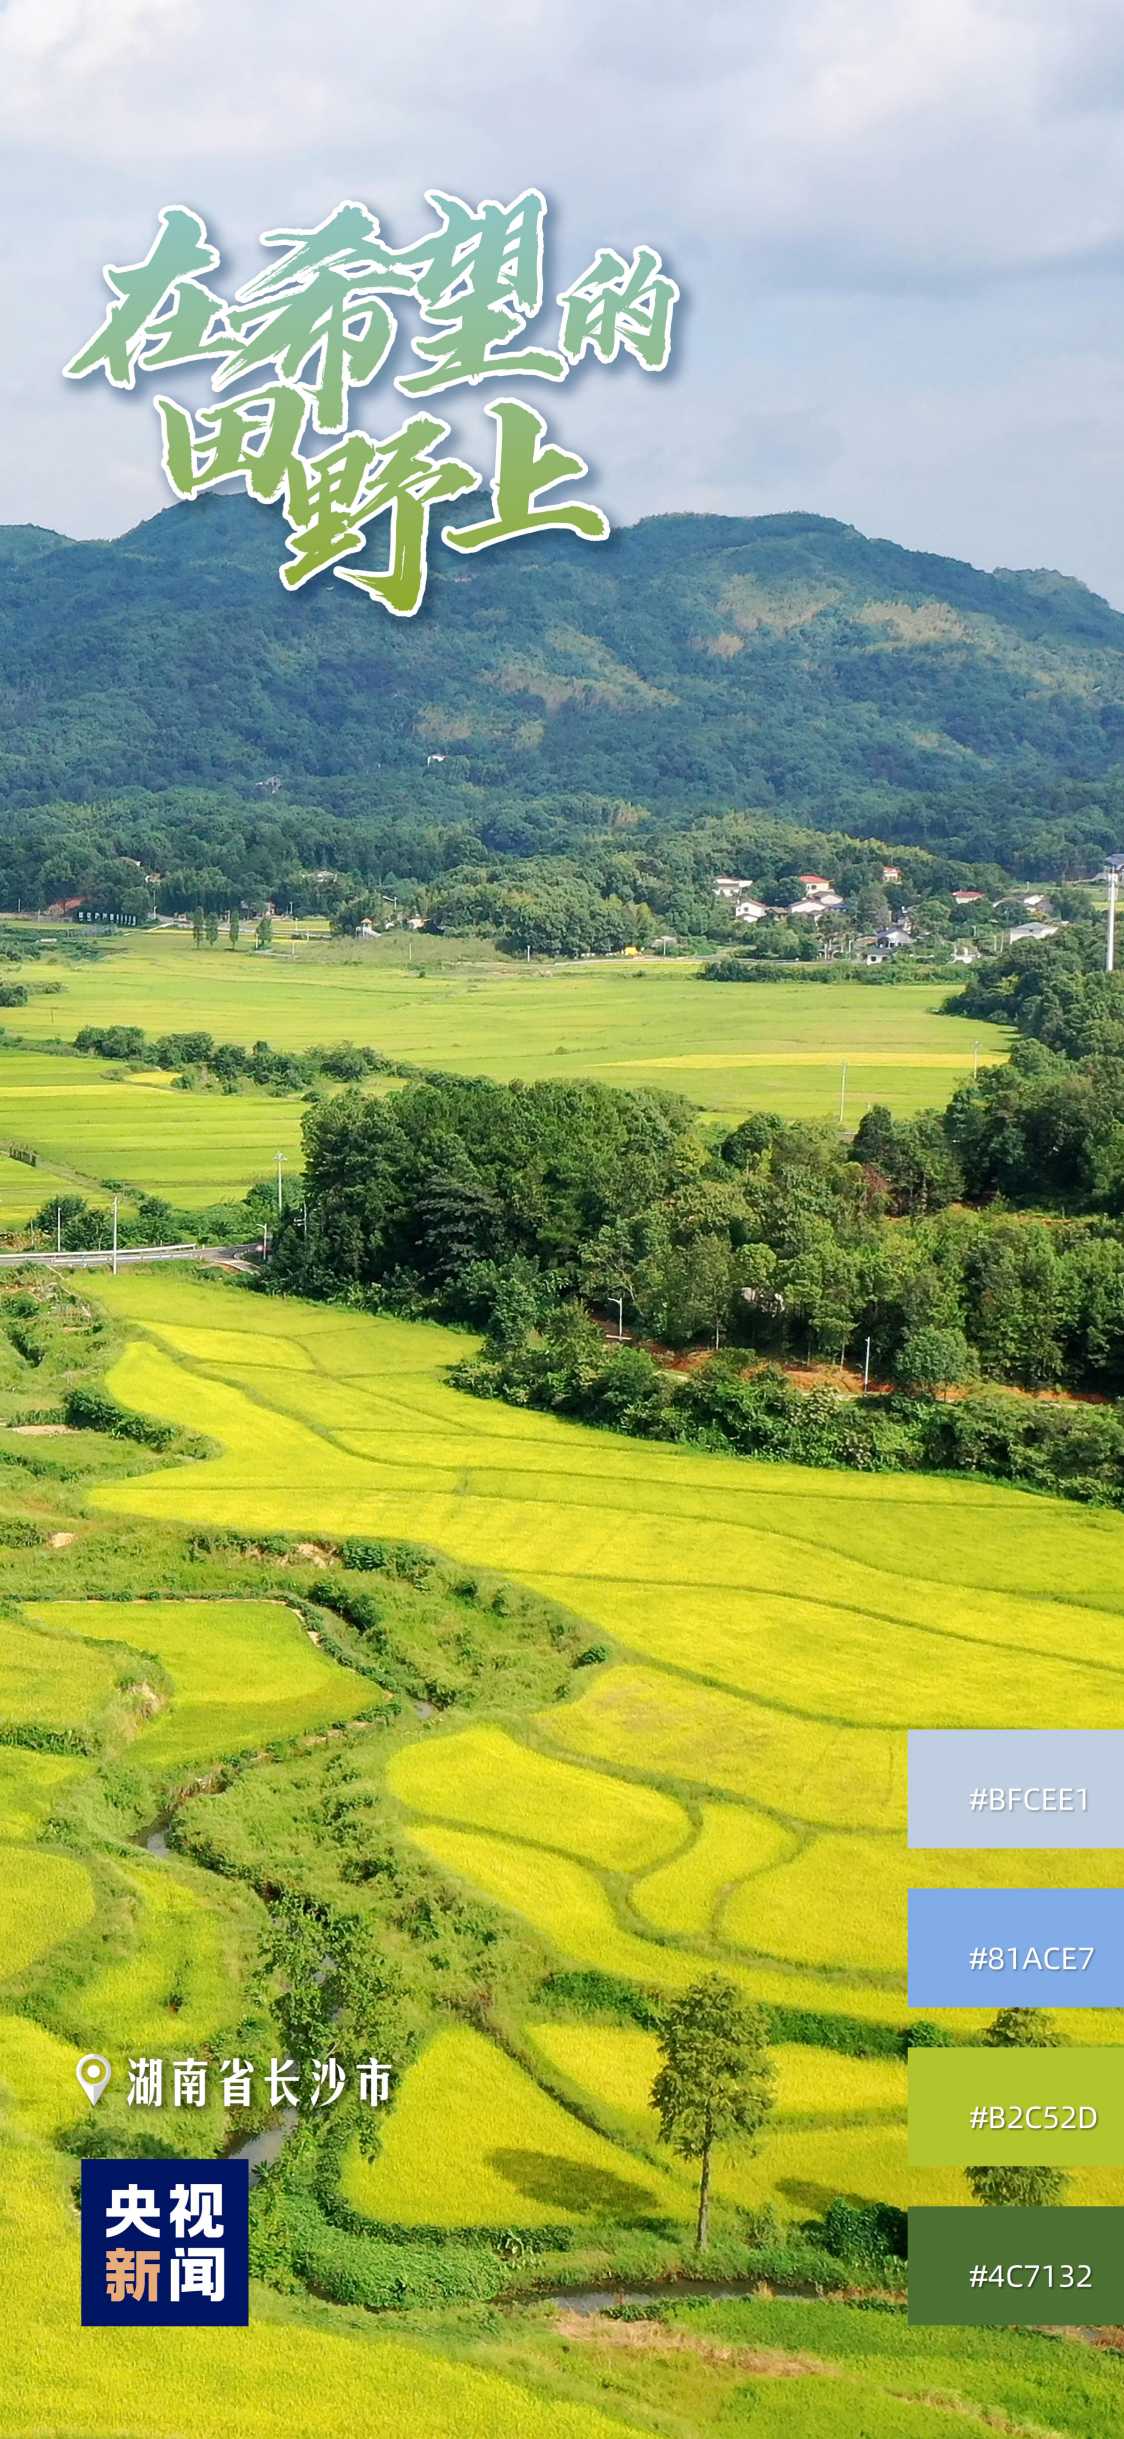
[8,923,1007,1122]
[22,1596,380,1775]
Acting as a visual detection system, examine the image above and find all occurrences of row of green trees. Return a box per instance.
[266,1072,1124,1395]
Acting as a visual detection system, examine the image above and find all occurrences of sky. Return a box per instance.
[5,0,1124,600]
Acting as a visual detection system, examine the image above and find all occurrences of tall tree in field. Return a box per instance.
[966,2006,1070,2208]
[228,908,240,948]
[256,913,273,951]
[192,904,204,947]
[204,910,219,946]
[651,1974,774,2252]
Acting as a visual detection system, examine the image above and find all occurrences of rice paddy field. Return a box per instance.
[0,1548,632,2437]
[1,1260,1121,2435]
[7,923,1005,1140]
[80,1274,1124,2129]
[0,1046,309,1211]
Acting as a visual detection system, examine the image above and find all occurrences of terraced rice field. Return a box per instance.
[72,1269,1124,2217]
[340,2023,688,2227]
[22,1596,380,1774]
[0,1577,627,2437]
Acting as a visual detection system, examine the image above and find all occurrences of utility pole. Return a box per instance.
[838,1061,848,1126]
[1107,863,1119,975]
[610,1295,623,1339]
[111,1195,119,1277]
[275,1151,286,1214]
[972,1038,979,1078]
[863,1334,871,1394]
[56,1205,61,1255]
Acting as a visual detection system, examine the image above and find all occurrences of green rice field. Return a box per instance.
[0,1048,308,1211]
[10,922,1006,1125]
[0,1572,627,2436]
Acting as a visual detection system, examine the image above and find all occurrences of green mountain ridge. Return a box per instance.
[3,496,1124,868]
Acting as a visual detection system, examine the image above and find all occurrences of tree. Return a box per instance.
[986,2006,1064,2048]
[204,910,219,946]
[966,2006,1070,2208]
[229,907,240,947]
[650,1974,774,2252]
[895,1323,975,1394]
[256,913,273,951]
[191,904,204,947]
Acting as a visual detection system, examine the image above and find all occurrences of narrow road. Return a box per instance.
[0,1243,262,1271]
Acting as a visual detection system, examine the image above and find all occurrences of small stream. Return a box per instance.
[137,1821,782,2231]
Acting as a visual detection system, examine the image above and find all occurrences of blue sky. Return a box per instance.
[6,0,1124,602]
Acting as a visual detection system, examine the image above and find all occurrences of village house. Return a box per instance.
[789,889,844,918]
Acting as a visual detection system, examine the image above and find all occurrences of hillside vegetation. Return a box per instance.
[3,500,1124,882]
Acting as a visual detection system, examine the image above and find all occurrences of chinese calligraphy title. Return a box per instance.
[65,194,679,615]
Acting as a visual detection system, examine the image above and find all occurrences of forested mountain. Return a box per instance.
[4,495,1124,879]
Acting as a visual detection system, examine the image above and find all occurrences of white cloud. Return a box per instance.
[5,0,1124,598]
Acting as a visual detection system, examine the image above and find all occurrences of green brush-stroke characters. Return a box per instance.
[65,191,678,612]
[284,418,479,615]
[558,245,680,371]
[389,188,566,396]
[445,401,608,555]
[64,205,226,390]
[157,385,310,505]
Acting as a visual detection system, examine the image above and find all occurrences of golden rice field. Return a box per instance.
[63,1268,1124,2219]
[0,1586,631,2436]
[3,1261,1123,2436]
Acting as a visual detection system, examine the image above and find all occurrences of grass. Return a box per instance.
[340,2023,687,2228]
[7,923,1007,1122]
[22,1597,380,1775]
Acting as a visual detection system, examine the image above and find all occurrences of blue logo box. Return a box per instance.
[81,2158,249,2327]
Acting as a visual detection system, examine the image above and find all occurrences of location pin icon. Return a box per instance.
[76,2053,111,2106]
